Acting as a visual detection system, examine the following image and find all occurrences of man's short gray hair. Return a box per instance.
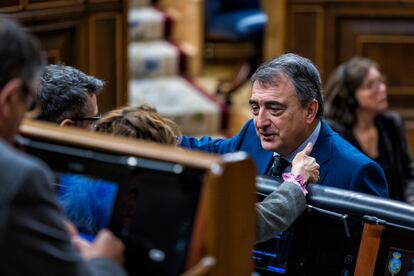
[35,64,104,122]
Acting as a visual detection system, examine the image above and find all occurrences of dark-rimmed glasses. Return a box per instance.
[70,115,101,122]
[70,114,101,128]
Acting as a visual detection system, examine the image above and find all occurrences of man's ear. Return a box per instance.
[60,118,74,127]
[305,99,319,123]
[0,79,22,117]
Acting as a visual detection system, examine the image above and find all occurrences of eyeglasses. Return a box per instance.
[70,115,101,122]
[70,114,101,127]
[360,75,387,91]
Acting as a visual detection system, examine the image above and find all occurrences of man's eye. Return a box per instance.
[269,107,283,115]
[251,105,259,115]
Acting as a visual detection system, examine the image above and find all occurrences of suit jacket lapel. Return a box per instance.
[257,150,274,175]
[312,121,334,183]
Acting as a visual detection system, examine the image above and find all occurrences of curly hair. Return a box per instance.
[95,105,181,145]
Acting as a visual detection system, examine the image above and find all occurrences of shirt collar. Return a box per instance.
[273,120,321,164]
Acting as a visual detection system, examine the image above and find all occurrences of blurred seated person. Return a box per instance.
[324,57,414,202]
[94,105,319,243]
[33,64,103,129]
[0,16,125,275]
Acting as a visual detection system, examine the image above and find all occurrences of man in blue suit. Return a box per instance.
[181,53,388,197]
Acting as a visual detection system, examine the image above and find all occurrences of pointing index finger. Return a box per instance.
[302,142,313,156]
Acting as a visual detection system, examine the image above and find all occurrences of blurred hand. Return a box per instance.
[77,229,125,265]
[63,219,88,252]
[291,142,320,183]
[63,219,78,238]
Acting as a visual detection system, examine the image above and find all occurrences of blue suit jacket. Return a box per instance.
[181,120,388,197]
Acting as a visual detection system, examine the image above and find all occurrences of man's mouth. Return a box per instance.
[260,132,277,141]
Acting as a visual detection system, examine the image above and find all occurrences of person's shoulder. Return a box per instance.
[235,119,256,140]
[0,140,51,192]
[241,119,255,131]
[380,110,401,120]
[378,110,404,127]
[0,140,47,172]
[323,126,374,165]
[323,119,346,135]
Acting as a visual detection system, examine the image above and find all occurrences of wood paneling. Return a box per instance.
[281,0,414,152]
[29,21,81,66]
[288,5,324,75]
[357,35,414,94]
[262,0,287,61]
[0,0,20,6]
[1,0,126,112]
[89,13,124,112]
[89,0,119,3]
[27,0,83,10]
[0,0,22,12]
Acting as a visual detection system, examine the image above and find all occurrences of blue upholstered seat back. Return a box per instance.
[205,0,266,41]
[222,0,260,11]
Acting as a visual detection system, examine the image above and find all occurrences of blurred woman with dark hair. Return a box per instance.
[324,57,414,202]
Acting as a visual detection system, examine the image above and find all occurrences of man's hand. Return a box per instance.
[63,219,124,265]
[75,229,125,265]
[291,142,320,183]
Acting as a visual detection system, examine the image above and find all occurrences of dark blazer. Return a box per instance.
[0,139,126,276]
[330,111,414,202]
[181,119,388,197]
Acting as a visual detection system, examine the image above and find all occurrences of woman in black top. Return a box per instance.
[324,57,414,202]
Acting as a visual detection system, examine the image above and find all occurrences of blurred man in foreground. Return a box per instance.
[0,16,126,275]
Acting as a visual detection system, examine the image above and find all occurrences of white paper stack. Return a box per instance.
[129,41,179,78]
[129,7,164,41]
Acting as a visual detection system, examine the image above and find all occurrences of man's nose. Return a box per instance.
[377,83,387,99]
[380,82,387,93]
[256,109,270,128]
